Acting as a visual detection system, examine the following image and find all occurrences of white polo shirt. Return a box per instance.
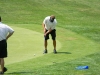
[43,16,57,30]
[0,22,14,41]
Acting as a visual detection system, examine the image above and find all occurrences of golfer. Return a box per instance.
[42,15,57,54]
[0,16,14,74]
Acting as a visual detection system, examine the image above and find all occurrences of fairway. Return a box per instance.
[5,24,100,65]
[5,26,61,65]
[5,24,100,75]
[0,0,100,74]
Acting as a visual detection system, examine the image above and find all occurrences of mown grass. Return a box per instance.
[1,0,99,43]
[0,0,100,75]
[4,25,100,75]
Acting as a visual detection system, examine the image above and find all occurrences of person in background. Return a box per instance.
[0,16,14,74]
[42,15,57,54]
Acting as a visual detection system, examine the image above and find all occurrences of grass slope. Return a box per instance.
[0,0,100,75]
[6,26,61,65]
[0,0,100,43]
[5,25,100,75]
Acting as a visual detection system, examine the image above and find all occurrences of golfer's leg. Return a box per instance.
[44,40,48,50]
[0,58,1,65]
[44,33,49,50]
[0,58,4,72]
[53,40,56,50]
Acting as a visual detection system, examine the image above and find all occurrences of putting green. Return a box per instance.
[5,26,61,65]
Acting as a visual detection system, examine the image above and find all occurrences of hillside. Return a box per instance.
[0,0,100,43]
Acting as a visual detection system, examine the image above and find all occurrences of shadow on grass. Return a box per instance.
[5,71,34,75]
[57,52,71,54]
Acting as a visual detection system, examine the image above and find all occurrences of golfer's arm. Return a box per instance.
[42,23,45,29]
[46,28,52,34]
[42,23,46,33]
[6,31,14,40]
[42,23,52,34]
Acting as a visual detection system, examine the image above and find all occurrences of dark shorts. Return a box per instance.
[0,40,7,58]
[44,29,56,40]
